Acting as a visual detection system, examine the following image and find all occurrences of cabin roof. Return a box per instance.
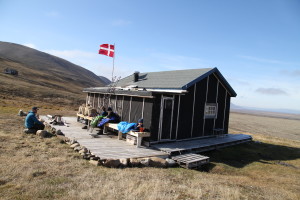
[116,67,237,97]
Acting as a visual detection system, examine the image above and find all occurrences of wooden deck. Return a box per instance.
[152,134,252,155]
[43,116,168,160]
[43,116,252,161]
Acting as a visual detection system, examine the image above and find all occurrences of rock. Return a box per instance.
[56,129,64,135]
[74,146,81,151]
[70,143,80,148]
[103,159,121,168]
[149,157,168,168]
[90,156,100,161]
[50,127,56,134]
[129,158,141,167]
[79,148,88,154]
[18,110,27,116]
[36,130,49,138]
[69,139,76,145]
[82,154,91,160]
[89,160,100,166]
[120,158,129,167]
[166,158,177,167]
[139,158,150,167]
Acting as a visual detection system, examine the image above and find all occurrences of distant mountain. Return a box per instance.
[231,103,300,120]
[0,41,105,105]
[231,103,300,115]
[98,76,111,85]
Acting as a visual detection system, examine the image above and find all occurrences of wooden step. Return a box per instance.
[171,153,209,169]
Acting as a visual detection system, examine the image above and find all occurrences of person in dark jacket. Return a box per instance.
[100,106,108,117]
[25,107,45,132]
[106,107,119,123]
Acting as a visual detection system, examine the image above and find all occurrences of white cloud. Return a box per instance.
[111,19,132,27]
[255,88,288,96]
[23,43,37,49]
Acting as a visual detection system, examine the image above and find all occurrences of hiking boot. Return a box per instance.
[82,125,88,129]
[97,129,103,135]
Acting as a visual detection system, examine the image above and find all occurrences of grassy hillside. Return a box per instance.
[0,41,105,107]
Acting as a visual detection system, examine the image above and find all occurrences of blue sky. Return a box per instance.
[1,0,300,112]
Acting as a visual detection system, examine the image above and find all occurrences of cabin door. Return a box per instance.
[158,96,174,141]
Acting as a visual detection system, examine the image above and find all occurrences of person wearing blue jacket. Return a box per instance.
[25,107,45,132]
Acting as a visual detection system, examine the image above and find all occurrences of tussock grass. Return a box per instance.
[0,105,299,200]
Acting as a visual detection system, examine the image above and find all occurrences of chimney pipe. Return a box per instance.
[133,71,139,82]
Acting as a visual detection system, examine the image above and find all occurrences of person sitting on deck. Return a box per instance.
[106,107,119,122]
[97,107,120,134]
[100,106,108,117]
[132,118,144,132]
[25,107,45,133]
[90,106,109,128]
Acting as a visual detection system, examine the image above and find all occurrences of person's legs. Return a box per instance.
[33,123,45,130]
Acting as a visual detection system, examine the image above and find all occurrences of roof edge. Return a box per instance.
[183,67,237,97]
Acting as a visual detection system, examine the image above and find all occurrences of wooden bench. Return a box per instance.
[104,123,151,148]
[77,115,151,148]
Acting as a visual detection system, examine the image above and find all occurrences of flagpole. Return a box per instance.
[112,43,115,82]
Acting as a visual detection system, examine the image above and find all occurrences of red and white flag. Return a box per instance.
[99,44,114,57]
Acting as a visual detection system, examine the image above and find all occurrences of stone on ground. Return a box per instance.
[103,159,121,168]
[139,158,150,167]
[79,148,88,154]
[129,158,141,167]
[120,158,129,167]
[149,157,168,168]
[89,160,100,166]
[70,143,80,148]
[166,158,177,167]
[90,156,99,161]
[56,129,64,135]
[36,130,49,138]
[74,146,81,151]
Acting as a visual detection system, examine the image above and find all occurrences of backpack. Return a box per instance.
[91,115,104,128]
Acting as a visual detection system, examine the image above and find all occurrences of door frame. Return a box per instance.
[158,94,175,141]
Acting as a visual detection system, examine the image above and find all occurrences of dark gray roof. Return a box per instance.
[116,67,237,96]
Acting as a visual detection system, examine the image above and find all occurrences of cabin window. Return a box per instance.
[205,103,218,118]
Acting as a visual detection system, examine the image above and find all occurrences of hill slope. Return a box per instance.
[98,75,111,85]
[0,41,105,106]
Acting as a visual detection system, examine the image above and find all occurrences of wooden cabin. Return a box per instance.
[83,67,237,145]
[4,68,18,75]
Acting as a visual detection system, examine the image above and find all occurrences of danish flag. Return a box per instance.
[99,44,115,57]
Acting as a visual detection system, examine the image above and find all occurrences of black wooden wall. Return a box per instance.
[170,73,231,141]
